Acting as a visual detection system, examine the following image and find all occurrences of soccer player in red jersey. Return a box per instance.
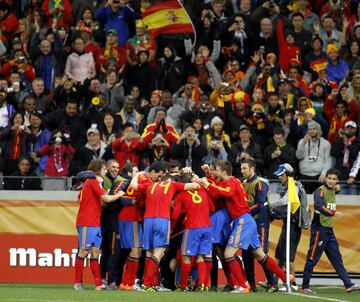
[130,162,200,291]
[74,158,125,291]
[172,172,215,291]
[200,160,293,293]
[117,163,152,291]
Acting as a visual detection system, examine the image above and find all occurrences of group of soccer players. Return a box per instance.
[73,157,359,294]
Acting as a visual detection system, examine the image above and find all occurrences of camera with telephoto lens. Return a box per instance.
[340,129,352,138]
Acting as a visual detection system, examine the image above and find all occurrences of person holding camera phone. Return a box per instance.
[32,130,75,190]
[296,121,332,193]
[112,122,144,170]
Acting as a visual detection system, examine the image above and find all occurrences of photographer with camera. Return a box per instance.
[296,120,332,193]
[1,50,36,90]
[169,124,208,177]
[112,122,144,170]
[31,129,75,190]
[330,121,360,194]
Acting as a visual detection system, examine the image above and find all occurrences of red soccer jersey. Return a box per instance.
[138,180,185,219]
[207,177,249,219]
[118,174,152,222]
[172,188,215,229]
[76,179,106,227]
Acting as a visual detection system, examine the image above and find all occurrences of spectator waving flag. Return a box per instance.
[141,0,195,38]
[288,176,300,214]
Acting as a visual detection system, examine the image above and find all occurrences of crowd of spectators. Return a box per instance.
[0,0,360,193]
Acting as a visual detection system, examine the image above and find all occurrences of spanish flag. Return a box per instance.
[288,176,300,214]
[310,58,327,73]
[142,0,194,38]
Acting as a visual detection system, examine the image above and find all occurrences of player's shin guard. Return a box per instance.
[150,256,160,286]
[74,255,85,284]
[225,257,248,288]
[123,256,139,286]
[180,263,192,289]
[259,254,286,283]
[204,257,213,287]
[90,258,102,286]
[197,261,207,286]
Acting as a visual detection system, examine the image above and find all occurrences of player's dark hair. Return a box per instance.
[241,159,256,171]
[214,160,233,176]
[149,160,168,174]
[123,162,137,175]
[326,168,340,178]
[169,159,182,170]
[87,158,106,173]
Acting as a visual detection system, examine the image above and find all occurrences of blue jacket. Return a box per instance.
[326,59,349,85]
[96,6,134,46]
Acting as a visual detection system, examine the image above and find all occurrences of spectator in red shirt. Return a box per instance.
[42,0,72,32]
[96,29,126,74]
[112,122,145,170]
[0,2,18,43]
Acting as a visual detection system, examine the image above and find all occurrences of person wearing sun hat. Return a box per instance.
[325,43,350,85]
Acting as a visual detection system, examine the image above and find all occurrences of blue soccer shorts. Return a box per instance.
[77,226,102,250]
[181,226,212,256]
[227,213,261,250]
[210,208,231,246]
[143,217,170,250]
[118,220,143,249]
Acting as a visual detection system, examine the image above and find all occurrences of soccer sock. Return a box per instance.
[90,258,102,287]
[259,255,286,284]
[220,258,233,286]
[122,256,139,286]
[74,255,85,284]
[150,256,160,287]
[204,257,213,287]
[236,256,248,286]
[197,261,207,286]
[225,257,248,288]
[180,263,192,289]
[143,257,152,286]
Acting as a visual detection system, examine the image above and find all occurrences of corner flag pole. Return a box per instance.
[286,185,291,293]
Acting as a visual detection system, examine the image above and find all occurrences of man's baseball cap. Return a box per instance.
[274,163,294,176]
[345,121,357,129]
[87,127,100,135]
[107,29,118,35]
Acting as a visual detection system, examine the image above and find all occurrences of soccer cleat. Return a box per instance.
[301,288,316,294]
[175,286,188,292]
[155,285,171,292]
[346,284,360,293]
[73,283,84,291]
[221,284,231,292]
[211,285,219,292]
[291,283,299,291]
[108,282,118,290]
[250,285,258,292]
[196,284,207,292]
[140,284,157,292]
[258,281,268,289]
[125,284,141,291]
[119,283,127,291]
[94,284,107,291]
[229,286,250,294]
[266,285,279,293]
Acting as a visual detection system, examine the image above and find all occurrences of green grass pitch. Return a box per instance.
[0,284,360,302]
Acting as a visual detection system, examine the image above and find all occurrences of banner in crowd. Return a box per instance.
[142,0,194,38]
[1,200,359,283]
